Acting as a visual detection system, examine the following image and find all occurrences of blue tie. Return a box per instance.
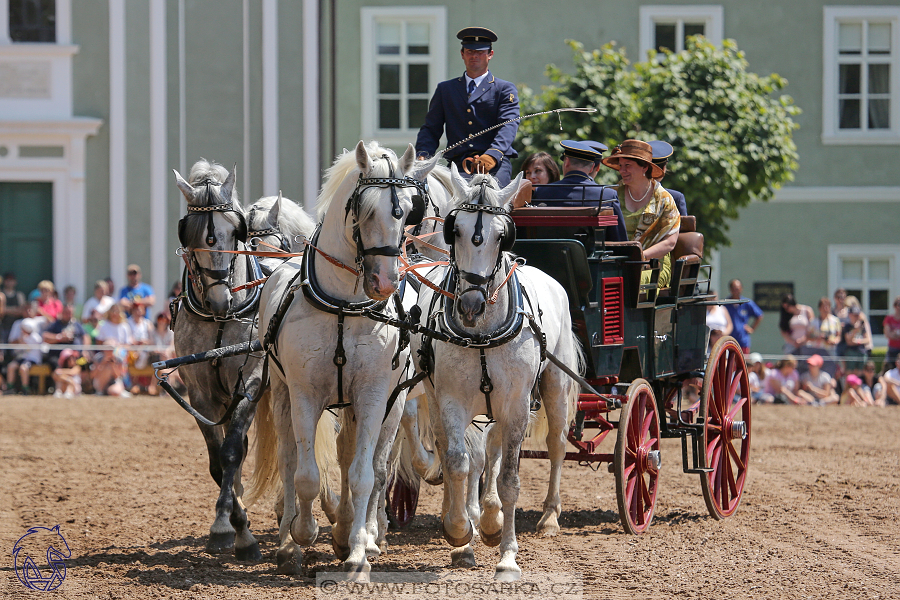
[468,79,476,96]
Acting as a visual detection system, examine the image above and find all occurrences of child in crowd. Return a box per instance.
[52,348,82,398]
[798,354,838,405]
[882,356,900,406]
[764,356,806,405]
[746,353,773,404]
[860,360,885,406]
[840,374,875,406]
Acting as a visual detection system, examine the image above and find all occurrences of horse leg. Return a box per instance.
[535,369,571,537]
[331,412,355,562]
[479,423,503,547]
[288,398,324,550]
[195,421,233,554]
[219,396,262,561]
[271,378,302,574]
[343,407,383,580]
[437,401,473,550]
[450,424,486,568]
[494,416,528,582]
[367,396,404,556]
[401,395,439,480]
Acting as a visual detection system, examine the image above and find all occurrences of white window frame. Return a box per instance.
[828,244,900,347]
[822,7,900,145]
[639,5,723,59]
[360,6,446,146]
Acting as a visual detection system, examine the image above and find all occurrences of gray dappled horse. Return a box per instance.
[171,160,312,560]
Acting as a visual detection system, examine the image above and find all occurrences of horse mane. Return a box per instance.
[250,195,315,243]
[316,141,398,222]
[457,173,503,208]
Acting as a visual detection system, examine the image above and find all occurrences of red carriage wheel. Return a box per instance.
[699,336,751,519]
[614,379,661,534]
[386,475,420,530]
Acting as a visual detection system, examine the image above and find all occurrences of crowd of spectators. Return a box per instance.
[0,266,179,398]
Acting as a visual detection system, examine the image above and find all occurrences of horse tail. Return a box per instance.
[243,387,280,508]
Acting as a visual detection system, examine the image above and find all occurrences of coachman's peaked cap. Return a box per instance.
[649,140,674,166]
[560,140,603,163]
[457,27,497,50]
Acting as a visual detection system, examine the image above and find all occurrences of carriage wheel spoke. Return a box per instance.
[727,370,743,404]
[727,439,746,472]
[728,395,748,419]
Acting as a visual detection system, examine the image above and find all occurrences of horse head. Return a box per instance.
[348,140,436,301]
[174,160,247,316]
[446,163,522,326]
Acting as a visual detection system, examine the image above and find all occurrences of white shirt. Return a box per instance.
[465,72,489,95]
[83,295,116,321]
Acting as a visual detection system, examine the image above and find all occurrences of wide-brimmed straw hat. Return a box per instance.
[601,140,664,179]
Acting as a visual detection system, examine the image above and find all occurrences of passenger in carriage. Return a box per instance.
[530,140,627,241]
[649,141,688,216]
[601,139,681,287]
[520,151,560,186]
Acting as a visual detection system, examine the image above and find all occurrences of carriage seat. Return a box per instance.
[672,215,704,262]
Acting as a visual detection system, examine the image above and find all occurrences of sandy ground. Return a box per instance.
[1,395,898,599]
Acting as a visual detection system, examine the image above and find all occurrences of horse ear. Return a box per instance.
[409,153,439,182]
[398,143,416,176]
[497,172,524,211]
[269,191,283,227]
[449,162,469,199]
[173,169,194,202]
[355,140,371,173]
[218,164,237,206]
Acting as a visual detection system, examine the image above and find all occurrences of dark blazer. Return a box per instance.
[415,71,519,166]
[667,188,688,216]
[531,172,628,242]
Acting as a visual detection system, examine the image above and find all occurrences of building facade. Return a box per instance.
[1,1,897,354]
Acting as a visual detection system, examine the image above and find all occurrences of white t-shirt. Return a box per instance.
[884,368,900,386]
[82,295,117,320]
[96,320,134,346]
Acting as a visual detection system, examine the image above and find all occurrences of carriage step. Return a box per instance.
[683,467,713,474]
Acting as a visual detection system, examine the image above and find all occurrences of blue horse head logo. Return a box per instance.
[13,525,71,591]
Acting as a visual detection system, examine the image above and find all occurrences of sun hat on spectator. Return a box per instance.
[746,352,763,365]
[846,374,862,386]
[601,140,664,178]
[807,354,824,367]
[59,348,78,364]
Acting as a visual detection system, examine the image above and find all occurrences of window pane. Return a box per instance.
[839,63,861,94]
[379,99,400,129]
[655,23,676,52]
[869,289,889,311]
[868,22,891,54]
[846,289,863,303]
[869,63,890,94]
[378,64,400,94]
[408,64,429,94]
[869,99,890,129]
[408,22,430,55]
[409,99,429,128]
[839,99,861,129]
[869,259,890,280]
[9,0,56,42]
[839,22,862,54]
[871,318,884,336]
[377,22,401,55]
[684,23,705,39]
[842,259,863,280]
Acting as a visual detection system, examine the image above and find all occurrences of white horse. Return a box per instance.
[254,141,437,577]
[409,165,581,581]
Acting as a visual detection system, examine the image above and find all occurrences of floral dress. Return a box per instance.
[618,184,681,287]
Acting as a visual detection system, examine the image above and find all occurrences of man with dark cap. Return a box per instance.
[531,140,627,242]
[415,27,519,187]
[649,141,688,216]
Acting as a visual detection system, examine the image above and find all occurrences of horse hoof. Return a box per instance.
[345,560,371,582]
[332,539,351,562]
[290,513,319,547]
[276,552,302,575]
[494,565,522,582]
[442,520,473,547]
[450,547,477,569]
[235,541,263,562]
[206,531,235,554]
[480,527,502,548]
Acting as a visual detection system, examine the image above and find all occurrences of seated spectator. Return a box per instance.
[706,290,733,350]
[34,280,63,321]
[128,304,154,394]
[779,293,815,358]
[118,264,156,314]
[82,280,116,324]
[82,309,102,345]
[601,139,681,286]
[63,285,81,321]
[52,348,82,398]
[649,140,688,216]
[4,304,46,395]
[520,152,560,186]
[764,356,805,405]
[881,356,900,406]
[882,295,900,367]
[42,304,85,369]
[92,304,134,397]
[167,280,183,305]
[148,311,180,396]
[798,354,838,405]
[808,296,841,375]
[860,360,886,406]
[841,304,872,376]
[840,374,875,406]
[746,353,773,404]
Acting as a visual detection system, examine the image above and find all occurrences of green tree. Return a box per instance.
[517,37,800,250]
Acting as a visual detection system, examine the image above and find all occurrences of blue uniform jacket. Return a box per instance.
[667,188,688,216]
[531,172,628,242]
[415,71,519,166]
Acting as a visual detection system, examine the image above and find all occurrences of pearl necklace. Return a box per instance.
[626,181,654,207]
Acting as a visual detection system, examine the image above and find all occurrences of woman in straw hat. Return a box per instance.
[602,140,681,287]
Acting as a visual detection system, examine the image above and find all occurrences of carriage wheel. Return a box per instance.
[614,379,661,534]
[699,336,751,520]
[386,475,420,530]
